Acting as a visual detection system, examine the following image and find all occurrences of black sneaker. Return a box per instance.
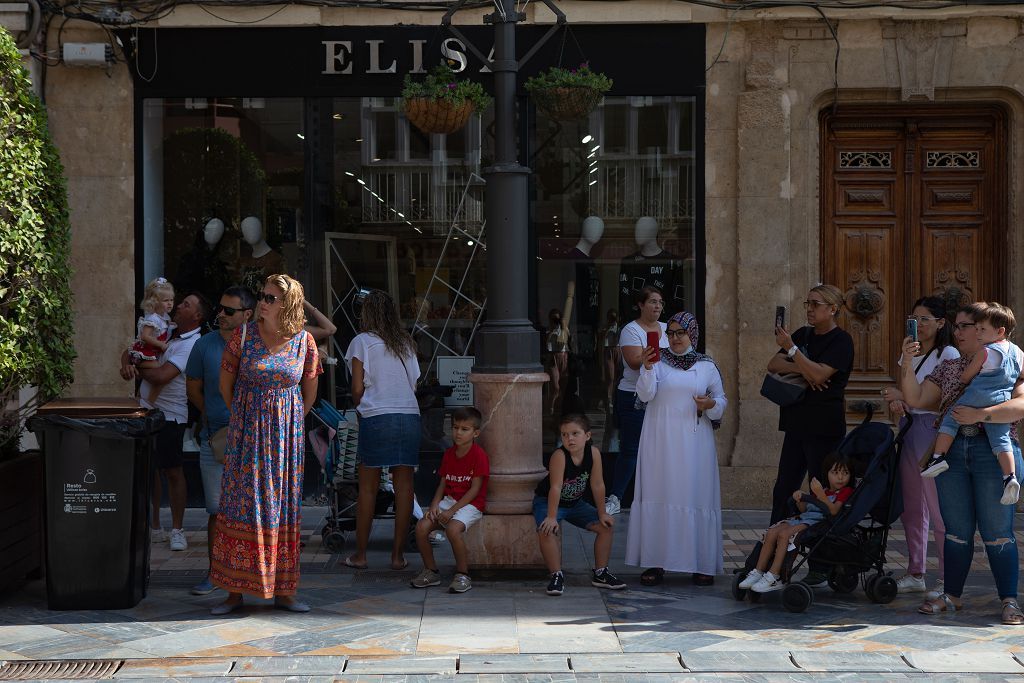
[921,453,949,478]
[546,571,564,596]
[591,569,626,590]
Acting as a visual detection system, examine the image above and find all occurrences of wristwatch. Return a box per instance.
[787,345,798,358]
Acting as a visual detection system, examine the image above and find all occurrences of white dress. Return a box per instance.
[625,359,726,575]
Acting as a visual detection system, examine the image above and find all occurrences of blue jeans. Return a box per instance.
[611,389,645,500]
[934,432,1022,600]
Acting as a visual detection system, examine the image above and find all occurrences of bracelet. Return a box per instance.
[787,345,798,357]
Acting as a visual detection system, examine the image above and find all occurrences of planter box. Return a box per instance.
[0,451,43,592]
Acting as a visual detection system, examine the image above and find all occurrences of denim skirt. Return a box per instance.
[357,413,421,467]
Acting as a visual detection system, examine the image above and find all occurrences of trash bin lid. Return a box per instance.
[35,397,148,419]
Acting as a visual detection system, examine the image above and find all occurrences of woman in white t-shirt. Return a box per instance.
[344,290,421,571]
[605,286,669,515]
[881,296,959,597]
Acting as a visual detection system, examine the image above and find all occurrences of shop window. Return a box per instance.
[535,95,698,451]
[143,97,306,307]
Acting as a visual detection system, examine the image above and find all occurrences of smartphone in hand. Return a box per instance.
[905,318,918,342]
[646,330,661,363]
[775,306,786,330]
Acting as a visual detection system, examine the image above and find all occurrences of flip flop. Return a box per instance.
[343,556,368,570]
[391,559,409,571]
[640,567,665,586]
[918,593,959,615]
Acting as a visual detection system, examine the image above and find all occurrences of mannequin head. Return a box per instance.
[204,218,225,247]
[634,216,659,247]
[581,216,605,243]
[241,216,264,245]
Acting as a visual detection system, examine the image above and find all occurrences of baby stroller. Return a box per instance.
[732,408,912,613]
[308,400,422,552]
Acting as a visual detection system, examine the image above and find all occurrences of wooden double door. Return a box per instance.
[821,104,1008,421]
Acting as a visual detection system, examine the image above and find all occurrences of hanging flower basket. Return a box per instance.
[525,64,613,121]
[403,98,475,135]
[402,64,491,135]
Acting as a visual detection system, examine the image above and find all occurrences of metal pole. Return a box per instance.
[473,0,541,374]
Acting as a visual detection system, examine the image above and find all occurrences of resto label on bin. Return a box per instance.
[63,471,118,514]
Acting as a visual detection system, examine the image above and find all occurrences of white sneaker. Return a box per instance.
[605,495,621,515]
[926,579,945,600]
[896,574,927,593]
[150,527,166,543]
[751,571,785,593]
[1000,476,1020,506]
[169,528,188,551]
[738,569,764,590]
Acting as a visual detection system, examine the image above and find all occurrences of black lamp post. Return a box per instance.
[443,0,565,374]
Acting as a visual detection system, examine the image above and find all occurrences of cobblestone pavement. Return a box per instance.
[1,509,1023,680]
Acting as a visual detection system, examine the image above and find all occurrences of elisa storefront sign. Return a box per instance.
[322,37,485,75]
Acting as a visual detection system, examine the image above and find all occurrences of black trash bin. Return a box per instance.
[27,398,164,610]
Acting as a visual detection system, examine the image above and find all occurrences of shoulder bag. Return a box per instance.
[760,327,809,407]
[208,322,247,464]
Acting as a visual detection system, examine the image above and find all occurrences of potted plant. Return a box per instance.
[402,64,492,135]
[525,63,613,121]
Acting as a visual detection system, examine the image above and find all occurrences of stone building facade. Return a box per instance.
[12,2,1024,507]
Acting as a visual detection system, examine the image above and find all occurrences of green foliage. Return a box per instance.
[524,63,613,93]
[402,64,492,113]
[0,27,74,453]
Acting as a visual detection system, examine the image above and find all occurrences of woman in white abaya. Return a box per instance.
[626,311,726,586]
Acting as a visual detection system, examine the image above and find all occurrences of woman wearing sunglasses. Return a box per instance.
[209,274,322,614]
[343,289,421,571]
[900,303,1024,625]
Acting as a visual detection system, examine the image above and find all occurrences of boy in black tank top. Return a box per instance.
[534,414,627,595]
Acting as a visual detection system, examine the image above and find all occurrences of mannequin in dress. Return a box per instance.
[618,216,684,320]
[238,216,286,292]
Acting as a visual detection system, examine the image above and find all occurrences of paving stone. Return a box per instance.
[230,655,347,675]
[569,653,684,673]
[903,650,1024,673]
[791,651,912,672]
[112,657,234,678]
[342,656,457,675]
[680,651,798,672]
[459,654,571,673]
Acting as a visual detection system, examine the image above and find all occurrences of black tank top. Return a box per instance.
[535,444,594,507]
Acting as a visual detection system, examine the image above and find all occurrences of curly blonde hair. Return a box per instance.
[140,277,175,315]
[264,274,306,336]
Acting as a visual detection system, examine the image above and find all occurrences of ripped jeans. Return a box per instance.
[934,432,1022,600]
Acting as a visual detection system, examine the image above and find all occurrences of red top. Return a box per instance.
[826,486,854,504]
[439,442,490,511]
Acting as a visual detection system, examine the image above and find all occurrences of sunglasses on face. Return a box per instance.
[259,293,279,305]
[803,299,829,309]
[953,322,977,331]
[217,304,250,316]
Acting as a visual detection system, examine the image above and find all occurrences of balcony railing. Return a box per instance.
[360,163,484,234]
[587,155,695,222]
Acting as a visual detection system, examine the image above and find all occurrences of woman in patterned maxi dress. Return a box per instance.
[210,274,321,614]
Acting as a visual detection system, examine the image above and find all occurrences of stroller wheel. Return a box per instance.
[782,581,813,613]
[871,575,898,604]
[323,531,346,553]
[731,571,748,601]
[828,570,860,594]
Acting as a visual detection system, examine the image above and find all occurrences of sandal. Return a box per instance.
[640,567,665,586]
[1002,599,1024,625]
[918,593,960,615]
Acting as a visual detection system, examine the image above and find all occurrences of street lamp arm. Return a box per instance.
[517,0,567,68]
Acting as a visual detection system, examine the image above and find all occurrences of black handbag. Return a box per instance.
[760,371,807,407]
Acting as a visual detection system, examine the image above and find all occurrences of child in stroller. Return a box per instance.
[740,452,854,593]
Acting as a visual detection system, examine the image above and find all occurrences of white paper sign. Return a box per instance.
[436,356,475,407]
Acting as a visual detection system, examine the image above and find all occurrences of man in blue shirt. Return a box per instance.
[185,286,255,595]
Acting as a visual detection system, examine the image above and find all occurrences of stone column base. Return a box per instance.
[465,514,543,568]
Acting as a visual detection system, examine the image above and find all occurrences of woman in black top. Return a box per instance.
[766,283,854,524]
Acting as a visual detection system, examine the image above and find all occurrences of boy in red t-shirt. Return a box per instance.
[411,407,490,593]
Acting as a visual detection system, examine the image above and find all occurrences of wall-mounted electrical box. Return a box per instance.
[63,43,112,67]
